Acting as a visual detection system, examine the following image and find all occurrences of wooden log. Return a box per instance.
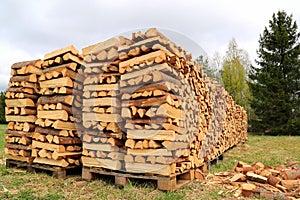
[52,120,76,130]
[37,110,69,121]
[10,74,37,83]
[5,99,35,107]
[6,87,35,94]
[11,60,41,69]
[156,103,182,119]
[40,77,74,88]
[5,130,33,138]
[35,126,69,137]
[44,45,79,60]
[37,95,73,106]
[6,115,36,123]
[33,157,69,168]
[83,143,119,152]
[81,156,122,171]
[52,151,81,160]
[127,130,175,140]
[281,180,300,189]
[52,136,81,145]
[20,108,37,115]
[63,52,84,65]
[83,84,119,92]
[125,162,175,176]
[82,37,120,56]
[83,97,120,107]
[32,140,66,152]
[5,143,31,150]
[122,95,174,107]
[83,113,122,122]
[127,148,172,156]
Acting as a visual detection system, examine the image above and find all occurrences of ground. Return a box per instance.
[0,124,299,200]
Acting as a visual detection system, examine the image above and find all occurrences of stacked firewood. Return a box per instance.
[78,28,213,175]
[80,37,132,170]
[202,77,247,161]
[32,46,83,167]
[4,28,248,178]
[222,94,248,151]
[119,29,212,175]
[210,161,300,199]
[202,77,227,161]
[5,60,43,163]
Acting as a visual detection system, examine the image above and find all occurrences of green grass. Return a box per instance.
[0,124,299,199]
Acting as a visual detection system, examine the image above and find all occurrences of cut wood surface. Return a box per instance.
[44,45,79,60]
[37,95,74,106]
[40,77,74,88]
[127,130,175,140]
[81,156,122,170]
[210,161,300,199]
[5,99,35,107]
[11,60,41,69]
[37,110,69,121]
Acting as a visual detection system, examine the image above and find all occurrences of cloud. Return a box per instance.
[0,0,299,91]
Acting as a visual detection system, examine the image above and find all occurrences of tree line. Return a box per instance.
[0,11,299,135]
[198,10,300,135]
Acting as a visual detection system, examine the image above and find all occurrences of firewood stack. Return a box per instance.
[78,28,213,176]
[5,60,43,163]
[80,37,132,170]
[4,28,248,181]
[222,93,248,150]
[119,29,212,175]
[202,77,247,162]
[32,46,83,168]
[202,77,227,161]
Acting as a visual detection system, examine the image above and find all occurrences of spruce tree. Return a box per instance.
[249,11,300,135]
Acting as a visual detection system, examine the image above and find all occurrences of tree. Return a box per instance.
[249,11,300,135]
[0,91,6,124]
[221,39,251,115]
[196,54,222,83]
[196,55,217,78]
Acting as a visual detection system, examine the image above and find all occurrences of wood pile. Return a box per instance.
[79,28,235,177]
[4,28,248,182]
[32,45,83,168]
[5,59,43,163]
[203,78,247,162]
[80,37,129,171]
[210,161,300,199]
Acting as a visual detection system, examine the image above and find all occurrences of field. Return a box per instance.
[0,124,299,200]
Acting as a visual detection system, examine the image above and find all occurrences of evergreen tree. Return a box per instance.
[249,11,300,135]
[0,91,6,124]
[196,55,217,78]
[221,39,251,115]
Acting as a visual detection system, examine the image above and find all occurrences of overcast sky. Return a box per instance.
[0,0,299,91]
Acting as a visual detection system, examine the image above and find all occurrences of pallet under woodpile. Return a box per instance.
[4,28,248,190]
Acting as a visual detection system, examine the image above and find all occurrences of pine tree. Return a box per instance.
[0,91,6,124]
[249,11,300,135]
[196,55,217,78]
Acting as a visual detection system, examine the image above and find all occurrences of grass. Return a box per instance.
[0,124,299,199]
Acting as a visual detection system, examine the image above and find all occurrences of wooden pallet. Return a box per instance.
[6,159,32,171]
[30,163,81,178]
[82,166,194,191]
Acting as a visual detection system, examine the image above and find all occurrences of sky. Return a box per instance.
[0,0,299,91]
